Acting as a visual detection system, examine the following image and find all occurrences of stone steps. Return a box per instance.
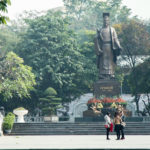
[10,122,150,135]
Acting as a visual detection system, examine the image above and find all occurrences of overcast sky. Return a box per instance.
[7,0,150,20]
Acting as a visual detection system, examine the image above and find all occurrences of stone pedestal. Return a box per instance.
[93,79,121,97]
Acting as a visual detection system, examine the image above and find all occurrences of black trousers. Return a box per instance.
[106,128,110,139]
[120,125,125,138]
[115,124,121,139]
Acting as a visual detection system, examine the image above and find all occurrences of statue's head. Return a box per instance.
[103,13,110,27]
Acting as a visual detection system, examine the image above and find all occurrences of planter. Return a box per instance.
[4,129,11,134]
[44,116,59,122]
[13,109,28,123]
[44,116,51,122]
[51,116,59,122]
[2,112,15,134]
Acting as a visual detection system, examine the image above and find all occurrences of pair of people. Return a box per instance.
[104,111,125,140]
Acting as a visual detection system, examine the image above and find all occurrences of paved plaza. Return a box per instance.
[0,135,150,149]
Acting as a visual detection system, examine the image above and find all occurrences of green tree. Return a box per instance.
[77,29,98,90]
[0,0,11,24]
[128,59,150,116]
[0,52,36,100]
[16,11,87,102]
[39,87,62,116]
[114,20,150,115]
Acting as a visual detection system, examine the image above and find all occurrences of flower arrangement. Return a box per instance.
[110,102,118,109]
[97,102,103,109]
[87,98,101,104]
[87,97,127,108]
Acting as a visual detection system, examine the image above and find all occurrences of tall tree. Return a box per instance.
[128,59,150,116]
[114,20,150,115]
[16,11,89,102]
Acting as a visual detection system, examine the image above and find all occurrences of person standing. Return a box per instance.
[114,112,122,140]
[120,111,125,140]
[104,112,111,140]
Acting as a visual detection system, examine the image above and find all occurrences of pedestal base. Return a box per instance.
[93,79,121,97]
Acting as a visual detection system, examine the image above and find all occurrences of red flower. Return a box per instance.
[87,97,127,104]
[87,98,101,104]
[115,98,126,103]
[101,97,115,103]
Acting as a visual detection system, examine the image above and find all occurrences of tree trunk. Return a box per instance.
[135,94,140,116]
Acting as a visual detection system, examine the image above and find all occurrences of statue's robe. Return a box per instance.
[94,26,121,78]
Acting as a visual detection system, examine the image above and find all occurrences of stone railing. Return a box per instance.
[14,116,70,123]
[14,116,150,123]
[143,117,150,122]
[15,116,44,123]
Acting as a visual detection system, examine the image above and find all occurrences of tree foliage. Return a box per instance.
[114,20,150,114]
[77,29,98,89]
[128,59,150,116]
[0,0,11,24]
[63,0,131,30]
[128,59,150,95]
[39,87,62,115]
[16,11,91,101]
[0,52,36,100]
[0,24,20,55]
[115,20,150,60]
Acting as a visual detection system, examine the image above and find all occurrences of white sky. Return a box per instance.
[7,0,150,20]
[123,0,150,20]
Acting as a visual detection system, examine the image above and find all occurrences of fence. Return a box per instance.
[14,116,150,123]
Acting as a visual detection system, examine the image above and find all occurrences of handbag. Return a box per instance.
[110,123,113,132]
[121,122,126,127]
[104,125,108,128]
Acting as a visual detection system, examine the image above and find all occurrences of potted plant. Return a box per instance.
[13,107,28,123]
[39,87,62,122]
[3,112,15,134]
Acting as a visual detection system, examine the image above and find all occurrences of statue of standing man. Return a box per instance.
[94,13,122,79]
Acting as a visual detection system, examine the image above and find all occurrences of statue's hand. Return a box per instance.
[119,46,123,51]
[98,49,103,55]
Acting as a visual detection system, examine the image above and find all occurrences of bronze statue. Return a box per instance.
[94,13,122,79]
